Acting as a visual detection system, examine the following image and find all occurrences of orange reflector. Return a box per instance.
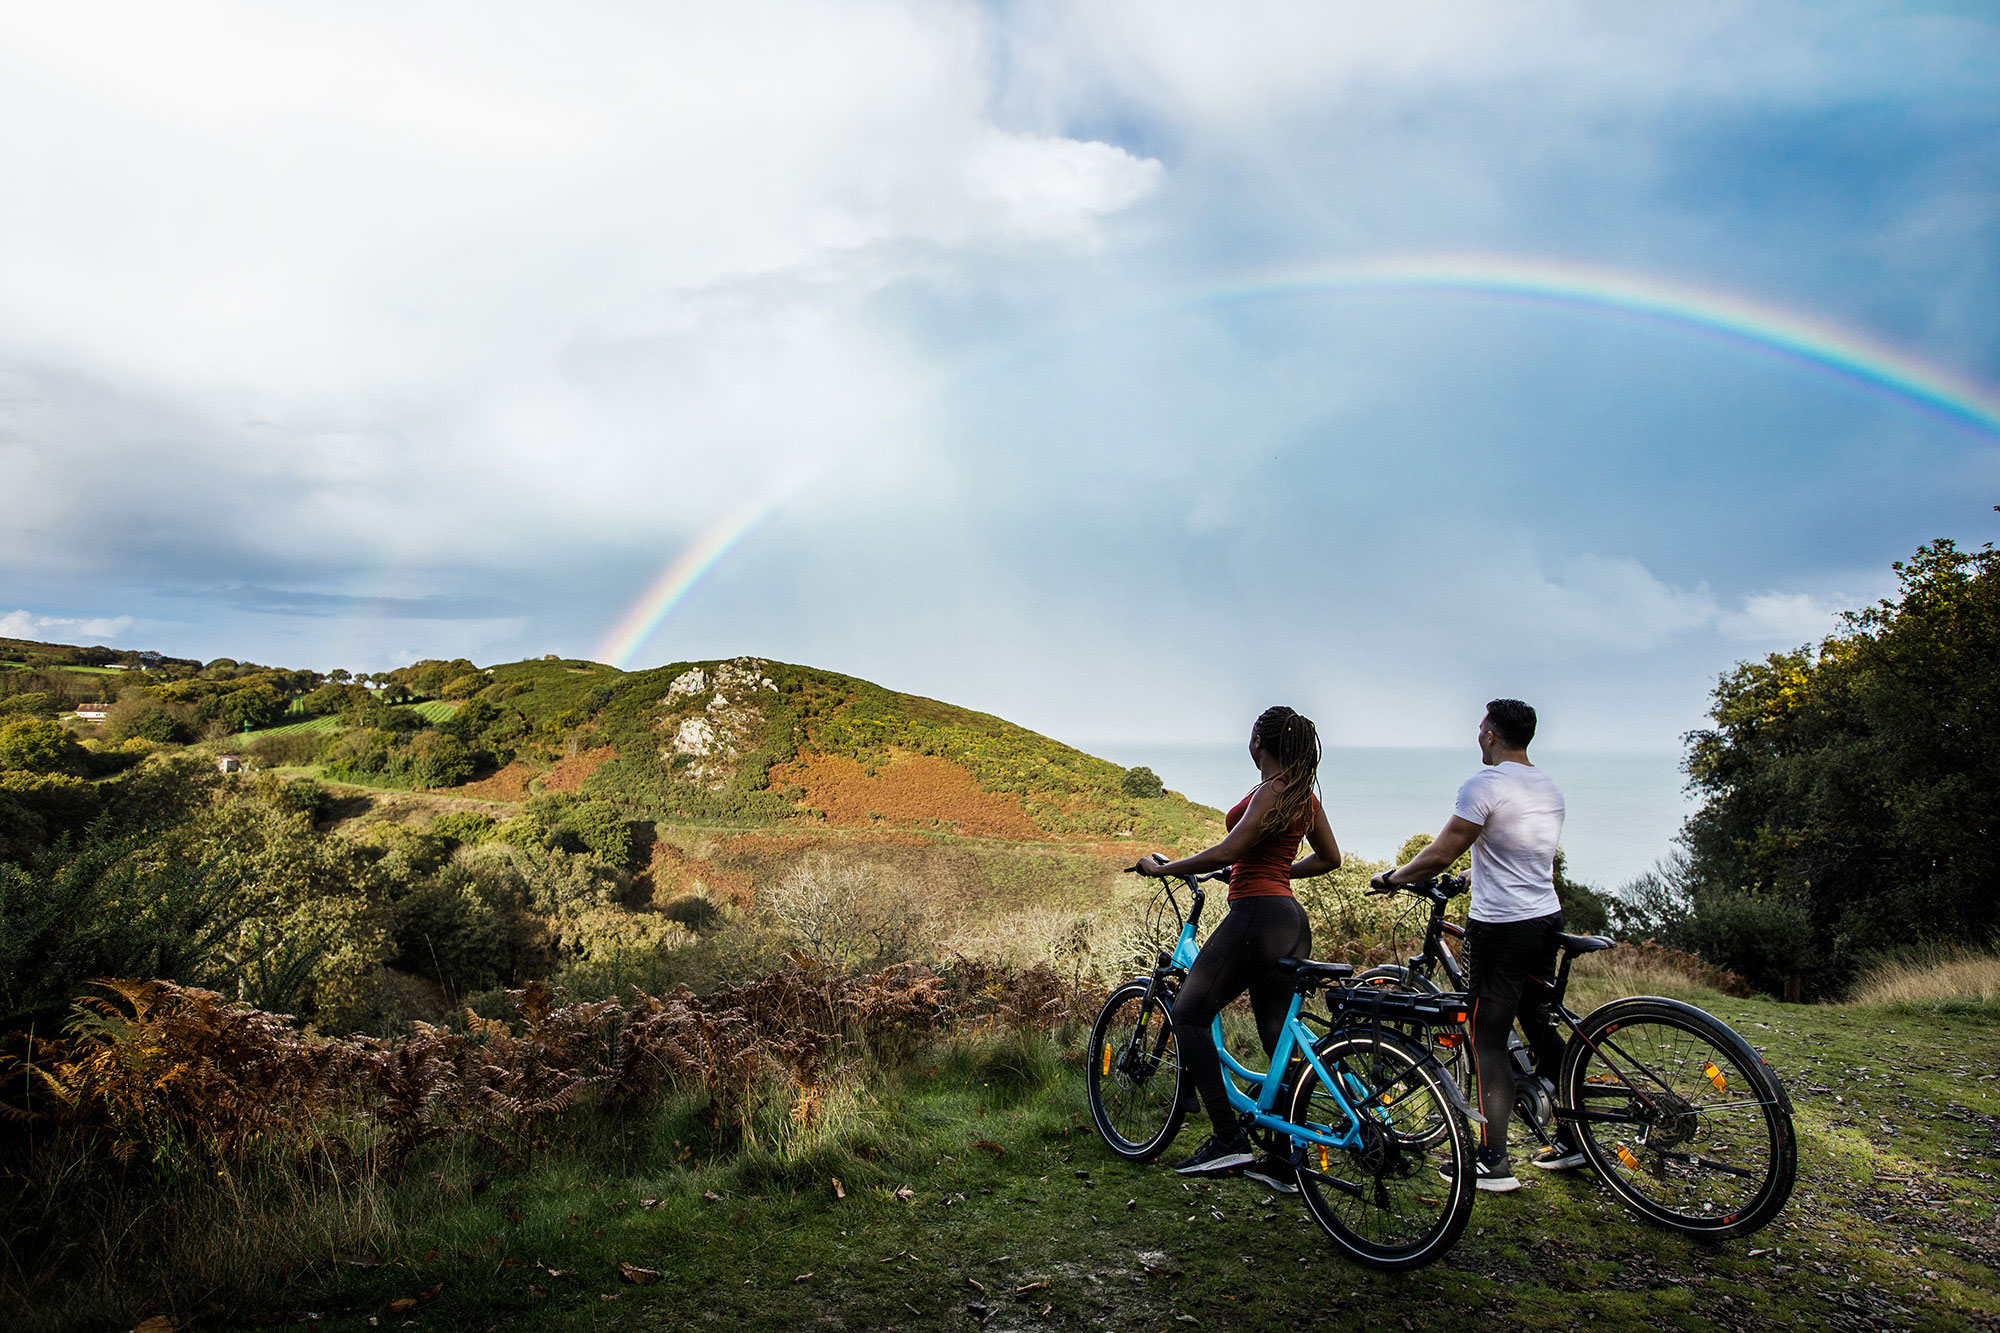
[1615,1145,1640,1171]
[1436,1033,1463,1049]
[1101,1043,1113,1077]
[1704,1061,1728,1092]
[1317,1145,1330,1172]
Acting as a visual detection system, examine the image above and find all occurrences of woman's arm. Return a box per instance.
[1289,799,1341,878]
[1133,780,1283,877]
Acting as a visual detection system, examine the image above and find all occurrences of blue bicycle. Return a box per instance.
[1086,865,1481,1270]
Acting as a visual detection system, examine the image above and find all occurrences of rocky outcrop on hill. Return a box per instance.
[656,657,778,789]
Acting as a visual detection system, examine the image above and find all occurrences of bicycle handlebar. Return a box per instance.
[1370,872,1469,899]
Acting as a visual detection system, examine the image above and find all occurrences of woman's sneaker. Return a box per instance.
[1528,1141,1588,1171]
[1242,1155,1299,1194]
[1438,1146,1520,1192]
[1173,1131,1254,1175]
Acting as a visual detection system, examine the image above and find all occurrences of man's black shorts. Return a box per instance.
[1464,911,1565,1009]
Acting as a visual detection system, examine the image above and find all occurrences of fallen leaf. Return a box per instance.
[703,1191,722,1203]
[894,1185,916,1202]
[421,1248,437,1264]
[528,1286,549,1301]
[1016,1280,1050,1294]
[973,1140,1005,1155]
[793,1272,814,1283]
[618,1262,662,1286]
[387,1300,417,1314]
[502,1257,522,1269]
[832,1177,846,1200]
[966,1277,987,1293]
[132,1319,178,1333]
[640,1197,661,1210]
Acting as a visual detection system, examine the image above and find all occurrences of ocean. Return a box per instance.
[1088,743,1694,893]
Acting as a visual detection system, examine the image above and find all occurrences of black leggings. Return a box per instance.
[1172,895,1312,1139]
[1465,911,1566,1152]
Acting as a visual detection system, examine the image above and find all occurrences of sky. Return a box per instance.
[3,0,1997,752]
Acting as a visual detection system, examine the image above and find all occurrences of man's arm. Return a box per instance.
[1369,816,1481,891]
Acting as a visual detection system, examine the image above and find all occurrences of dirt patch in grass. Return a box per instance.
[454,761,537,802]
[540,745,618,793]
[773,750,1043,839]
[640,838,755,908]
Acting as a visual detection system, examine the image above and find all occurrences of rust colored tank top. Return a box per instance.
[1224,788,1318,901]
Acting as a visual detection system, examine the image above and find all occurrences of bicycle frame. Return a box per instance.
[1135,873,1434,1155]
[1390,878,1767,1139]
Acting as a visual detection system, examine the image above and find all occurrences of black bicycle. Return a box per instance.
[1359,875,1797,1239]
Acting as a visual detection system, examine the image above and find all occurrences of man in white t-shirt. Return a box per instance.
[1369,699,1575,1191]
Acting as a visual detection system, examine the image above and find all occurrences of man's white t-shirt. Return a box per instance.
[1452,761,1565,924]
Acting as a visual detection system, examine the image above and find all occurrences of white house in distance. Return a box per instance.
[216,755,243,773]
[73,702,112,723]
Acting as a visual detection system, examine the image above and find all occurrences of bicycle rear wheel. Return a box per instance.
[1353,966,1464,1145]
[1086,980,1189,1162]
[1561,997,1796,1238]
[1290,1031,1474,1271]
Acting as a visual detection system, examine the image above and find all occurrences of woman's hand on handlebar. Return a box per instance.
[1367,871,1400,896]
[1128,853,1169,877]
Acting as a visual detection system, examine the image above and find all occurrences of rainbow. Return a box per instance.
[591,254,2000,670]
[1200,254,2000,437]
[593,475,814,670]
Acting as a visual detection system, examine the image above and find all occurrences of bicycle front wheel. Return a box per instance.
[1290,1031,1475,1271]
[1086,980,1189,1162]
[1561,997,1796,1238]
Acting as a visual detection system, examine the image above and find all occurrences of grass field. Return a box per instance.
[19,990,1997,1333]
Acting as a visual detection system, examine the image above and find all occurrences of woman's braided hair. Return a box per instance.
[1253,705,1321,837]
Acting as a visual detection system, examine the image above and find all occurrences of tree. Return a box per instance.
[401,731,475,788]
[0,718,87,775]
[1678,534,2000,997]
[1120,766,1165,799]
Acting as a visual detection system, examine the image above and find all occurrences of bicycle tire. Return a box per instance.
[1354,965,1442,995]
[1290,1030,1475,1271]
[1086,980,1190,1162]
[1560,996,1796,1238]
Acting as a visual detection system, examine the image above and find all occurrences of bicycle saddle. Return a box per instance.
[1275,957,1355,985]
[1559,933,1615,954]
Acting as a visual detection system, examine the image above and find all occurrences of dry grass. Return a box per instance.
[1848,948,2000,1012]
[1565,942,1749,1011]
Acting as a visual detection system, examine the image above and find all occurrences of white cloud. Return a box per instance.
[1471,555,1854,656]
[0,0,1163,568]
[0,610,137,643]
[1717,591,1848,644]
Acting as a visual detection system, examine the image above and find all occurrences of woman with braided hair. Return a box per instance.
[1132,706,1341,1188]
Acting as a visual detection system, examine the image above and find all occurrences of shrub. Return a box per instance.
[762,854,940,972]
[427,811,497,845]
